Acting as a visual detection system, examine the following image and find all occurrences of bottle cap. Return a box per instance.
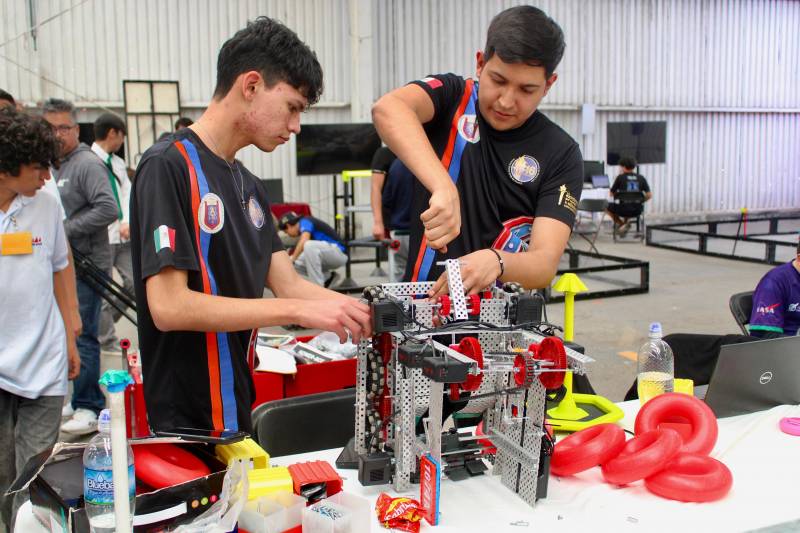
[649,322,663,336]
[98,409,111,432]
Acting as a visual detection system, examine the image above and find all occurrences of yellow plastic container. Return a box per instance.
[674,378,694,395]
[247,466,294,500]
[216,438,270,470]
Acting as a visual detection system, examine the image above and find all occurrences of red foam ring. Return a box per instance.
[120,338,131,349]
[658,421,693,443]
[645,453,733,502]
[601,428,682,485]
[550,424,626,477]
[635,393,718,455]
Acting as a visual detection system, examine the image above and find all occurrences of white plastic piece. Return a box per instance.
[239,492,304,533]
[254,345,298,374]
[108,390,131,533]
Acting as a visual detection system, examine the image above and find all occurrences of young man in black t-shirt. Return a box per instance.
[130,18,371,435]
[607,156,652,235]
[372,6,582,292]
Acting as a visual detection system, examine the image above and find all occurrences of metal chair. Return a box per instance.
[729,291,754,335]
[572,198,608,254]
[611,191,646,242]
[251,389,355,457]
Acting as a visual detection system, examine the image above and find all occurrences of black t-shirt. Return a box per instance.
[611,172,650,195]
[404,73,583,281]
[383,159,413,231]
[370,146,396,174]
[130,129,283,434]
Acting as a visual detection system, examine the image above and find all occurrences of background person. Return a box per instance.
[607,155,652,236]
[279,211,348,287]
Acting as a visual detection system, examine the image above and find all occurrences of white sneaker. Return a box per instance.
[61,403,74,418]
[60,408,98,435]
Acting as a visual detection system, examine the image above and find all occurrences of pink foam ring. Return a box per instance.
[779,417,800,436]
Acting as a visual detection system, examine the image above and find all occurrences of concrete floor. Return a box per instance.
[99,223,771,414]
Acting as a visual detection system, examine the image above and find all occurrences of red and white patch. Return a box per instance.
[421,76,443,89]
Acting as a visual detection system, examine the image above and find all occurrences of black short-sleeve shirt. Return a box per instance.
[611,172,650,195]
[371,146,396,174]
[405,74,583,281]
[130,129,283,434]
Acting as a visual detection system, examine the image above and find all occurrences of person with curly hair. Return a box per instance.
[0,108,81,530]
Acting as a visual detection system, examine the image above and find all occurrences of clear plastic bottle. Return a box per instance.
[637,322,674,404]
[83,409,135,532]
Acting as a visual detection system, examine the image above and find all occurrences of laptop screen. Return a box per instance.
[591,174,610,188]
[704,336,800,417]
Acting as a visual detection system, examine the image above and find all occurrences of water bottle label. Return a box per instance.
[84,465,135,504]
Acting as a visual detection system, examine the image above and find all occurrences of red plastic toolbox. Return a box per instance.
[251,336,357,408]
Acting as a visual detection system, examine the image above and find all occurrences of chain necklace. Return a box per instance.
[196,122,247,212]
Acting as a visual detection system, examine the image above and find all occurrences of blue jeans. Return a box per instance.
[71,279,105,414]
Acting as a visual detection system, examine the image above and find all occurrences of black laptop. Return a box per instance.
[696,336,800,417]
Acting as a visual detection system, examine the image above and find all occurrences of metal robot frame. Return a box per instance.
[354,259,593,507]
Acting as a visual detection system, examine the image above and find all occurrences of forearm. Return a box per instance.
[291,240,305,260]
[275,274,354,302]
[150,286,309,332]
[53,269,77,345]
[499,249,561,290]
[59,250,81,333]
[370,175,385,226]
[372,94,451,193]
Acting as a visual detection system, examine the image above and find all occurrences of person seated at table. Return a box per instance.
[748,237,800,339]
[606,156,652,236]
[279,211,347,287]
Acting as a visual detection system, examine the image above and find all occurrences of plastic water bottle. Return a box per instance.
[637,322,674,404]
[83,409,135,532]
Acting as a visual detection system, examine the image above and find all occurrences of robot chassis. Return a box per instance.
[354,259,593,507]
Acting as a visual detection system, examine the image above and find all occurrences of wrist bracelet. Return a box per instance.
[489,248,504,278]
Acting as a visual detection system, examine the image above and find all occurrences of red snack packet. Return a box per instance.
[375,492,424,532]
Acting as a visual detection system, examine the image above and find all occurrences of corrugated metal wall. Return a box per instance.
[374,0,800,215]
[1,0,798,218]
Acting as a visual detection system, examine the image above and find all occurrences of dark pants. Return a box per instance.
[71,279,105,414]
[0,390,62,532]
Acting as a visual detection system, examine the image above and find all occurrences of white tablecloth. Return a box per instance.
[18,402,800,533]
[272,401,800,533]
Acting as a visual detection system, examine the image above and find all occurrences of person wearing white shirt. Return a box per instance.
[0,108,80,531]
[91,113,133,353]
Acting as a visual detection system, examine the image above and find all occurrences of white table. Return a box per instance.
[18,402,800,533]
[271,401,800,533]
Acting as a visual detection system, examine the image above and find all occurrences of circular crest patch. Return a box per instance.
[457,114,480,143]
[507,155,540,184]
[198,192,225,234]
[247,196,265,229]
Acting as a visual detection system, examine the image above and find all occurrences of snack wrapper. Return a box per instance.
[375,492,424,532]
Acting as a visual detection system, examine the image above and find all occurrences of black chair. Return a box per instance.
[611,191,646,242]
[572,198,608,254]
[251,389,355,457]
[729,291,754,335]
